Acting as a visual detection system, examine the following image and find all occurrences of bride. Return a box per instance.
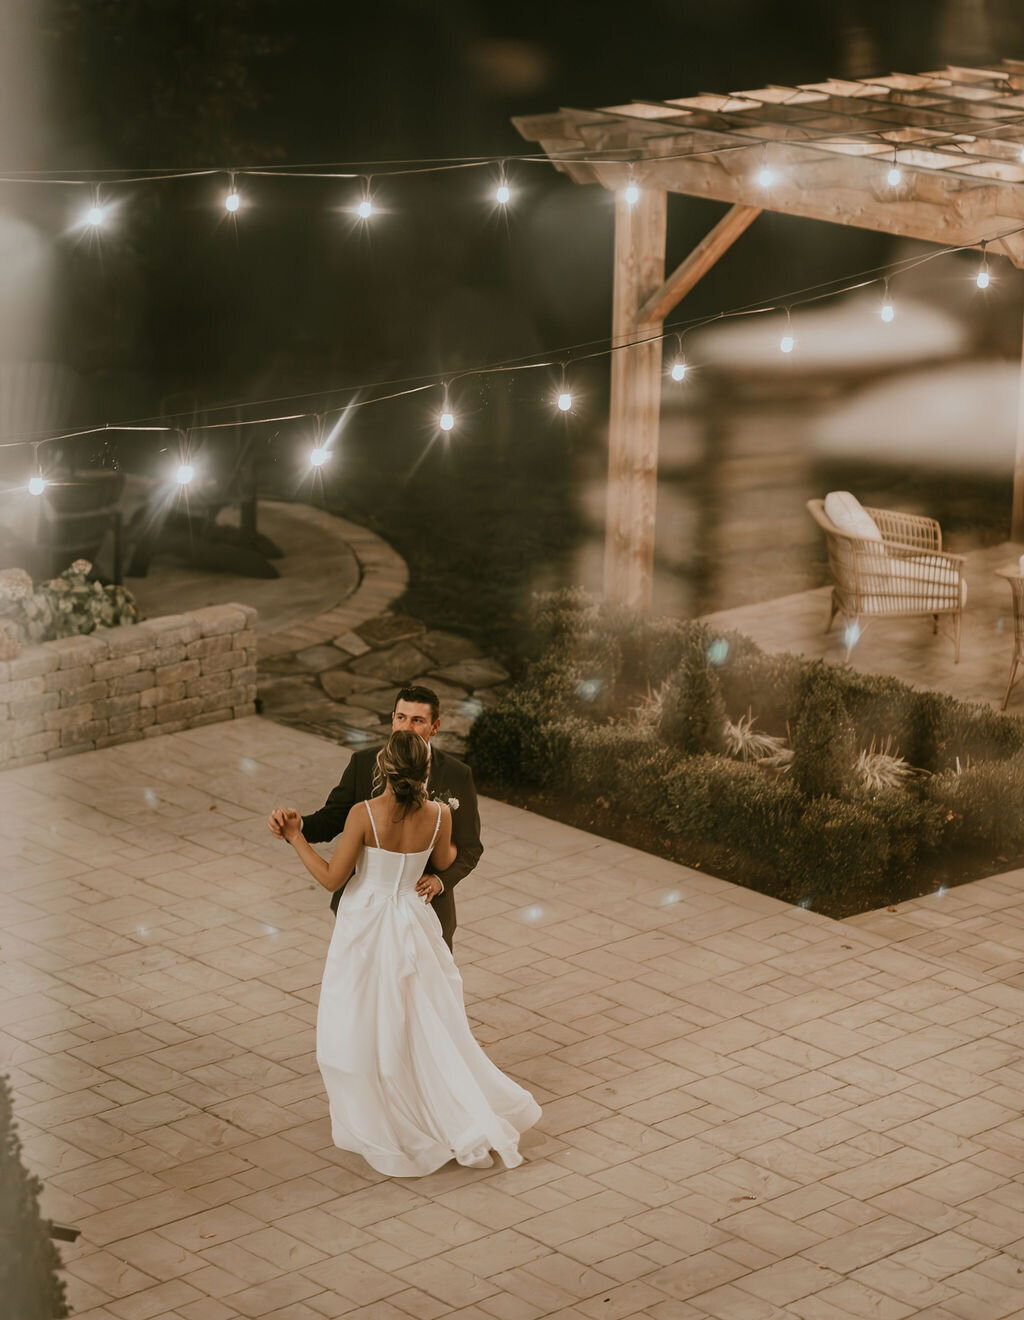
[282,729,540,1176]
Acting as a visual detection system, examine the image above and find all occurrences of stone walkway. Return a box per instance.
[6,716,1024,1320]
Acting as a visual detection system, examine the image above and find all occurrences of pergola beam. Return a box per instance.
[638,204,761,326]
[514,60,1024,598]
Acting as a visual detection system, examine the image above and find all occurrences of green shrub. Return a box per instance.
[790,664,857,799]
[908,691,1024,773]
[788,798,891,909]
[659,652,728,755]
[467,691,559,787]
[925,761,1024,853]
[716,650,805,735]
[469,590,1024,917]
[851,787,944,881]
[555,720,676,814]
[0,1075,68,1319]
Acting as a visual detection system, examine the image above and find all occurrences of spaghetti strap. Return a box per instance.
[429,802,443,850]
[364,800,381,848]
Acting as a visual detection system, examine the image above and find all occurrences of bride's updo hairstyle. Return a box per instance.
[374,730,429,818]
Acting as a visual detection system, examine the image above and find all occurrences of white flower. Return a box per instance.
[448,797,460,811]
[69,559,93,575]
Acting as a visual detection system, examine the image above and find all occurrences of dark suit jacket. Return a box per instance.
[301,744,482,948]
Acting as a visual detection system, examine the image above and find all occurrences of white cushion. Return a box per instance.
[824,490,883,542]
[858,554,966,613]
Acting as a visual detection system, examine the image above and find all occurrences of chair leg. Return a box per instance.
[1003,657,1020,711]
[953,612,961,665]
[932,613,939,635]
[825,593,839,634]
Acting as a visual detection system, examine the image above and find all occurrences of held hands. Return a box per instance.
[416,872,442,904]
[268,807,302,843]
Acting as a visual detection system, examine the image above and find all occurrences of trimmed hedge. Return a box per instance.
[0,1074,68,1319]
[470,591,1024,915]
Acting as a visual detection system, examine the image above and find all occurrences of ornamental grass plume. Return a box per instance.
[723,709,789,763]
[856,736,915,792]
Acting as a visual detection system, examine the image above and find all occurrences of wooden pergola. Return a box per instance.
[514,61,1024,610]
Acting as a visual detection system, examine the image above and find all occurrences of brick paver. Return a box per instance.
[4,717,1024,1319]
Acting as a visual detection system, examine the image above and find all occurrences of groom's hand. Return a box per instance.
[416,872,443,903]
[268,807,300,840]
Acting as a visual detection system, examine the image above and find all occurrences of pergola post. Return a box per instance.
[604,188,666,610]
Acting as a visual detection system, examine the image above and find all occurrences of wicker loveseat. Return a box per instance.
[807,493,966,661]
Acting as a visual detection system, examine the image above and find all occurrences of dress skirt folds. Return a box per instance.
[316,827,540,1177]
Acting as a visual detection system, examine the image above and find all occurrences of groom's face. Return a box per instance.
[392,700,440,744]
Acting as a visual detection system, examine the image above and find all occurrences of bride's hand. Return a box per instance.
[280,809,302,842]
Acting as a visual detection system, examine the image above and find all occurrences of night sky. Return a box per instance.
[2,0,1017,431]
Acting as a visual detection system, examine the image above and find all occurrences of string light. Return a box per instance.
[28,476,46,495]
[225,173,240,213]
[624,166,640,206]
[356,177,374,220]
[756,148,778,188]
[83,188,104,227]
[779,308,795,354]
[310,446,329,466]
[555,365,573,412]
[976,242,991,288]
[886,150,902,187]
[438,385,455,432]
[2,225,1020,465]
[494,164,511,205]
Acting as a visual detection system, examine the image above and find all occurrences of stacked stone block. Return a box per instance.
[0,604,257,769]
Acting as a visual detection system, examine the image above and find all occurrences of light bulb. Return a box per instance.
[85,205,104,226]
[624,182,640,205]
[880,301,895,322]
[495,183,511,205]
[357,198,373,219]
[670,361,687,382]
[310,446,329,467]
[439,410,454,432]
[757,166,776,188]
[176,464,195,485]
[225,190,240,213]
[887,166,902,186]
[557,392,572,412]
[780,335,795,354]
[976,266,990,289]
[28,476,46,495]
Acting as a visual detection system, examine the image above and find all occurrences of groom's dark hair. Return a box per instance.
[394,685,440,722]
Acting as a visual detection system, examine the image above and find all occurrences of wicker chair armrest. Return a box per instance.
[865,507,942,551]
[885,544,964,572]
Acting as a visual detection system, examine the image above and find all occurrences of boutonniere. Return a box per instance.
[431,788,460,810]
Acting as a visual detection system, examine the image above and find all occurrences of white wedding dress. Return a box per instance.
[316,801,541,1177]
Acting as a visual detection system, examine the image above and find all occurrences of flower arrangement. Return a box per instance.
[430,788,460,810]
[1,561,138,647]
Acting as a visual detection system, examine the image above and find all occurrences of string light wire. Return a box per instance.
[1,224,1019,460]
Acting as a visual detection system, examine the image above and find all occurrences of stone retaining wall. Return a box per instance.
[0,603,258,770]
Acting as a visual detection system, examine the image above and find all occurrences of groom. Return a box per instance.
[268,685,482,951]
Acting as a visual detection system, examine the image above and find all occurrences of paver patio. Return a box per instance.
[5,715,1024,1318]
